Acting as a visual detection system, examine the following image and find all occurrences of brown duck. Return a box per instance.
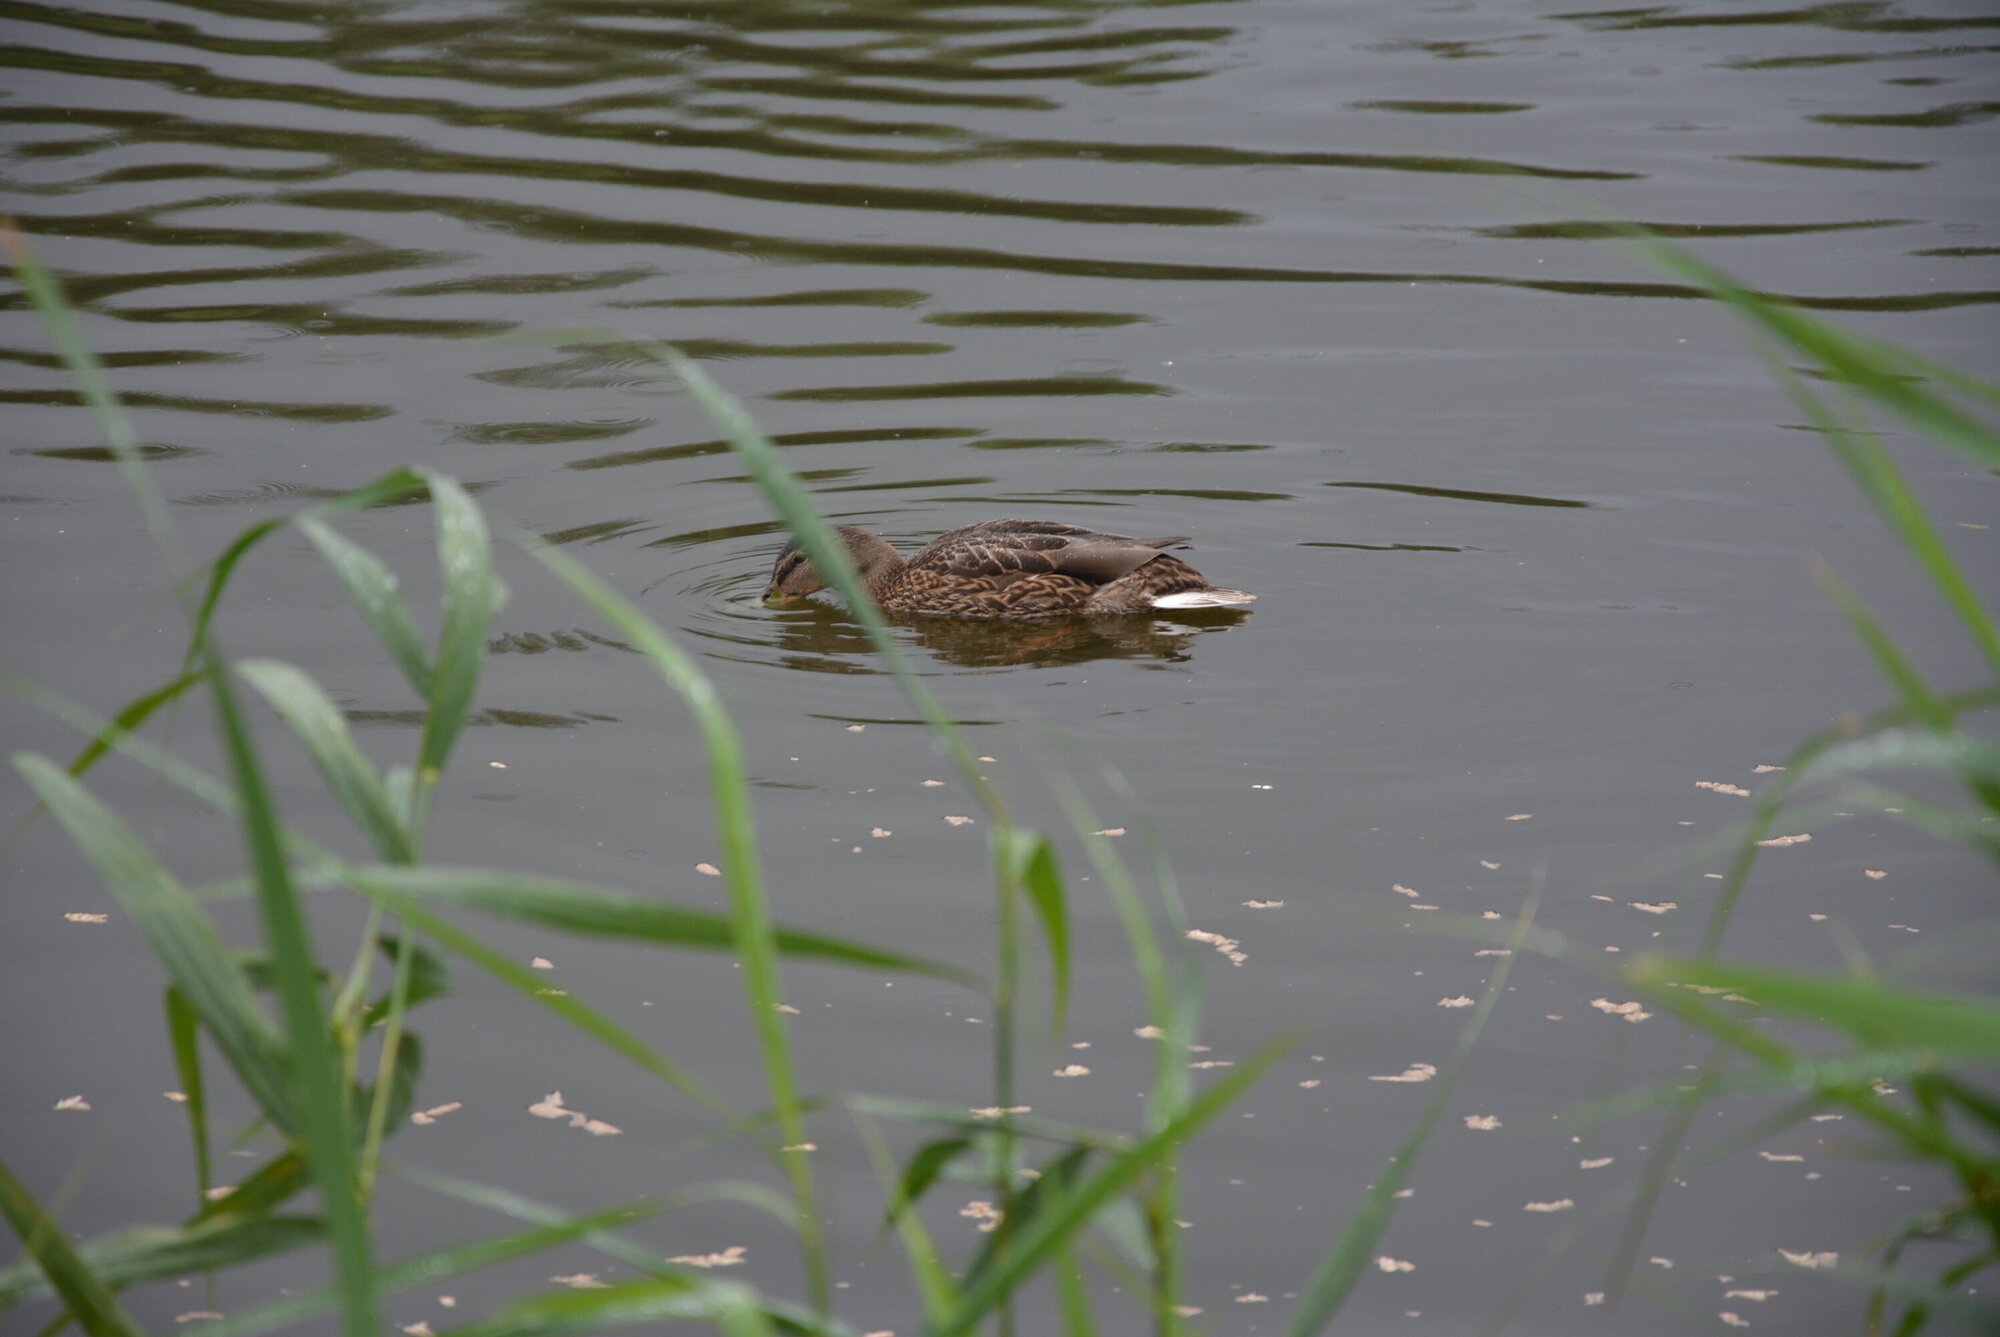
[764,519,1255,619]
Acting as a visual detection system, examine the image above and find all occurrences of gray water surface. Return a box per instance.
[4,2,1997,1333]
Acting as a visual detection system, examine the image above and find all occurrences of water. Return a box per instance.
[4,2,1996,1332]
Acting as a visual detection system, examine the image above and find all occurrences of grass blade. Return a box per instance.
[163,986,213,1199]
[338,864,978,985]
[0,1215,322,1308]
[1791,378,2000,676]
[416,472,499,788]
[931,1031,1294,1337]
[237,659,414,864]
[201,653,380,1337]
[183,468,429,680]
[363,933,452,1023]
[191,1152,308,1226]
[1808,558,1946,725]
[881,1136,973,1232]
[844,1094,1124,1150]
[0,1156,143,1337]
[392,1165,824,1335]
[2,223,184,577]
[415,470,501,796]
[196,1203,673,1337]
[1793,727,2000,792]
[955,1145,1092,1301]
[58,671,201,785]
[1002,830,1070,1032]
[11,754,294,1127]
[297,518,433,699]
[441,1276,773,1337]
[1629,958,2000,1058]
[1056,1247,1099,1337]
[854,1116,957,1327]
[522,527,825,1311]
[357,887,741,1122]
[1620,230,2000,470]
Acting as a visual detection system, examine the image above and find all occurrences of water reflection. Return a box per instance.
[764,600,1246,671]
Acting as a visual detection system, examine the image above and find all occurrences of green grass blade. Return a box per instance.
[844,1094,1125,1151]
[162,986,214,1198]
[1793,727,2000,791]
[1558,1046,1945,1133]
[297,517,433,699]
[237,659,414,864]
[1056,1247,1099,1337]
[881,1136,974,1230]
[182,468,428,678]
[441,1276,773,1337]
[0,1155,144,1337]
[955,1144,1092,1300]
[58,670,201,784]
[1808,558,1947,726]
[395,1167,843,1337]
[0,1215,322,1309]
[1694,687,2000,960]
[415,470,501,791]
[1791,378,2000,676]
[200,653,379,1337]
[1932,1075,2000,1136]
[1620,230,2000,469]
[358,887,741,1122]
[338,864,977,985]
[1002,829,1070,1032]
[854,1116,956,1327]
[363,1026,424,1131]
[195,1202,672,1337]
[1287,885,1537,1335]
[1629,958,2000,1058]
[930,1031,1294,1337]
[1039,766,1189,1118]
[1620,230,2000,671]
[12,754,295,1127]
[190,1152,308,1226]
[1848,782,2000,853]
[356,929,423,1195]
[521,526,825,1311]
[3,224,186,579]
[363,933,453,1024]
[1810,551,2000,833]
[1863,338,2000,409]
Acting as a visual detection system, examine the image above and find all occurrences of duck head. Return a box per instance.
[764,526,902,601]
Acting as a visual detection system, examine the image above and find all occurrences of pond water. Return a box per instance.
[4,2,1997,1333]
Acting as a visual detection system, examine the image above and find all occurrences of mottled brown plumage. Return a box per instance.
[764,519,1255,619]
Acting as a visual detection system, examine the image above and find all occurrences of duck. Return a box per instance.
[763,519,1255,619]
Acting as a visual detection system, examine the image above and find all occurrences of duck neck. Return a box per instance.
[842,529,906,598]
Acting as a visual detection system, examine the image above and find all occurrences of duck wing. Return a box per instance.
[916,522,1190,587]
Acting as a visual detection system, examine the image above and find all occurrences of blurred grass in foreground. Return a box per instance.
[2,215,1995,1335]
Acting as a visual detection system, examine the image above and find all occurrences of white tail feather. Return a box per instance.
[1150,588,1256,609]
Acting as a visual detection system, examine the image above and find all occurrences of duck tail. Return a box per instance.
[1151,588,1256,609]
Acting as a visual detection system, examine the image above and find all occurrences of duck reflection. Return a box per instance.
[764,601,1248,670]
